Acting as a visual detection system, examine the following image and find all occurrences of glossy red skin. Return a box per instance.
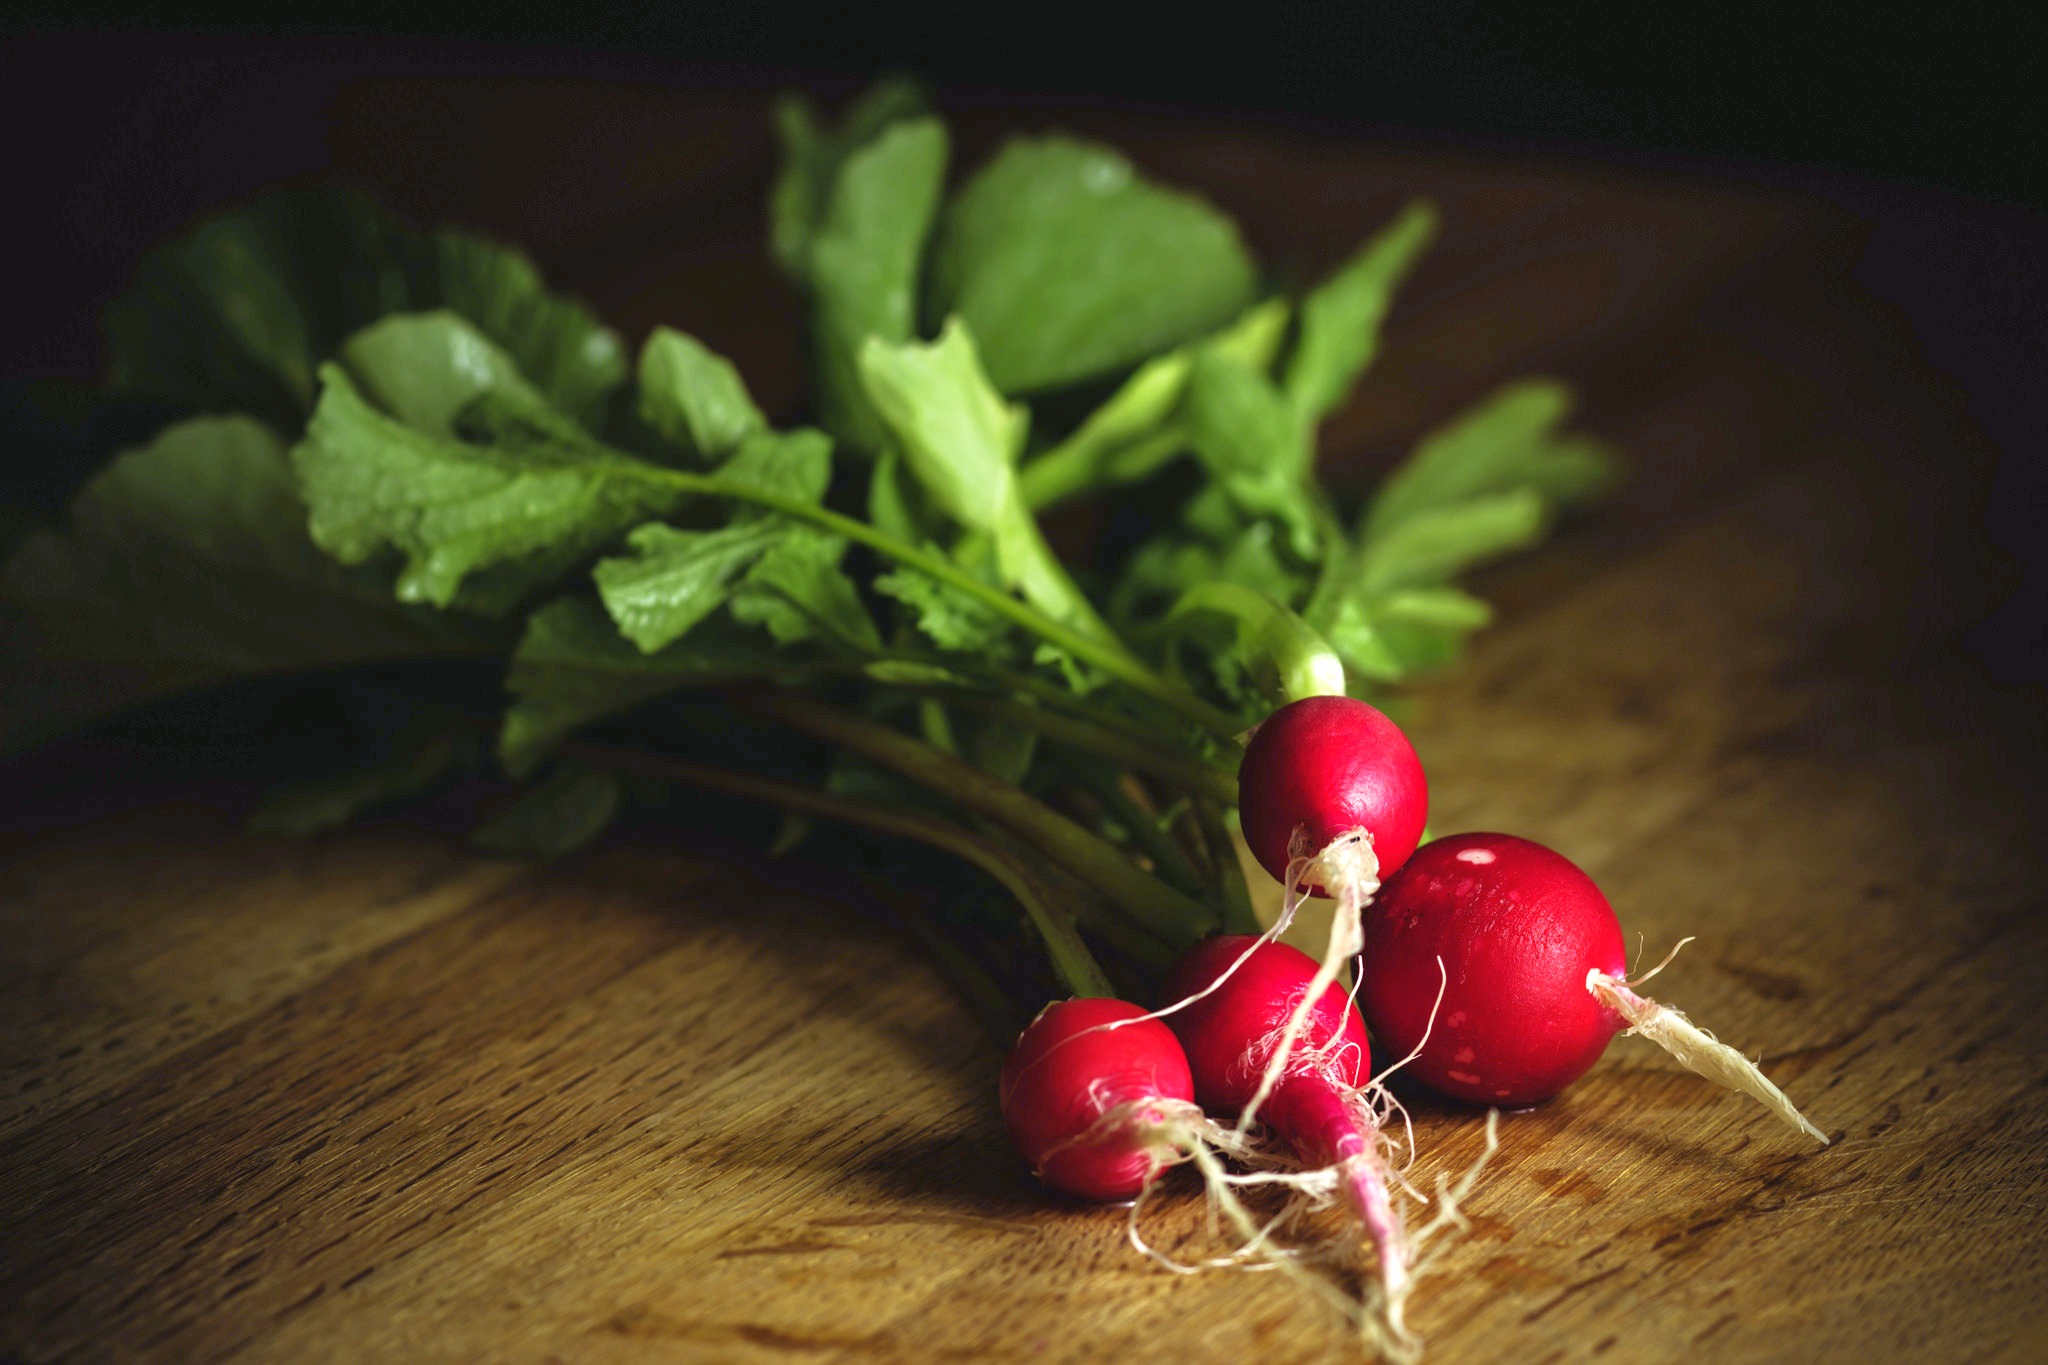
[1360,833,1630,1106]
[1237,696,1429,891]
[999,997,1196,1201]
[1165,935,1374,1166]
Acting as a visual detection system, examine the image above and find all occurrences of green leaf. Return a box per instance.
[1322,587,1495,686]
[1357,488,1547,592]
[929,137,1260,394]
[637,328,766,461]
[1108,485,1309,626]
[965,715,1038,787]
[860,321,1115,640]
[1285,201,1437,422]
[1362,380,1615,540]
[1015,298,1291,511]
[1317,380,1620,681]
[293,361,682,614]
[1164,582,1346,703]
[1016,351,1190,509]
[1030,640,1107,695]
[1,415,477,749]
[1182,349,1320,556]
[340,311,548,437]
[866,447,934,544]
[858,319,1027,531]
[874,568,1013,656]
[249,727,468,836]
[1322,595,1422,684]
[1341,607,1477,682]
[1186,348,1310,479]
[1062,298,1290,484]
[808,119,950,452]
[731,528,878,650]
[499,597,791,776]
[769,79,930,279]
[593,427,841,654]
[714,428,834,505]
[1375,585,1494,630]
[105,188,625,430]
[862,658,975,688]
[427,231,629,428]
[1072,353,1193,455]
[1208,297,1293,373]
[594,520,789,652]
[1516,432,1623,507]
[473,766,623,859]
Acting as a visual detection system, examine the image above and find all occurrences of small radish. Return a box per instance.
[1359,832,1827,1142]
[1166,936,1375,1162]
[1000,997,1205,1201]
[1166,934,1424,1343]
[1238,694,1429,903]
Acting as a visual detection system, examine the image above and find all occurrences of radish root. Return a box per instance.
[1123,1109,1367,1328]
[1587,964,1828,1144]
[1354,1108,1501,1363]
[1234,827,1380,1136]
[1234,825,1437,1353]
[1118,1072,1502,1361]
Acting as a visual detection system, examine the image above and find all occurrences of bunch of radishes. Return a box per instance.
[4,77,1824,1357]
[1000,694,1825,1353]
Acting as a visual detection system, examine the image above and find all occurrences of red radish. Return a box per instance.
[1360,832,1827,1141]
[1002,994,1409,1321]
[1238,695,1429,900]
[1167,936,1374,1153]
[1166,935,1420,1340]
[999,997,1202,1201]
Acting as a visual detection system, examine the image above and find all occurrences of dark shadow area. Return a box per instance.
[6,3,2038,209]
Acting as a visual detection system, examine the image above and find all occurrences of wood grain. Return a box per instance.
[4,65,2044,1364]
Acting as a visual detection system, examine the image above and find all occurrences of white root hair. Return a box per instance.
[1233,827,1379,1139]
[1587,943,1829,1144]
[1084,827,1506,1356]
[1119,1103,1368,1327]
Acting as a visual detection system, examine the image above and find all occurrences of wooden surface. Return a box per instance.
[5,56,2048,1363]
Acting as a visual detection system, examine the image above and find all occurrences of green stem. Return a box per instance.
[1198,799,1264,937]
[1020,424,1186,511]
[1065,763,1208,899]
[1016,298,1290,513]
[927,689,1237,805]
[1165,582,1347,702]
[949,657,1214,752]
[566,743,1122,997]
[917,697,959,755]
[990,499,1122,647]
[623,463,1243,741]
[1300,498,1356,633]
[856,871,1021,1043]
[640,638,1226,786]
[749,694,1209,953]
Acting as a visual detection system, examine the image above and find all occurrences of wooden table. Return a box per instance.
[5,48,2045,1362]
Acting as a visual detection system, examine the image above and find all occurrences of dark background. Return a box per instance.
[7,4,2041,203]
[6,4,2043,375]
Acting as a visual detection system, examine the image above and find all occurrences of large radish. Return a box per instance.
[1360,832,1826,1141]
